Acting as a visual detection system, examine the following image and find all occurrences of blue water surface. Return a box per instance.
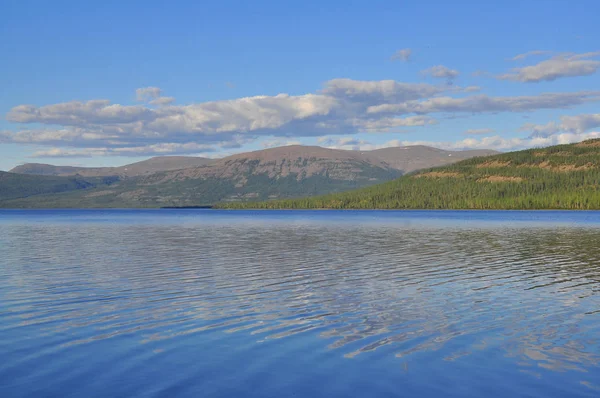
[1,210,599,397]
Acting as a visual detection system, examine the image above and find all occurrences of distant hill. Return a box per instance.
[0,171,117,201]
[142,145,398,184]
[217,140,600,210]
[10,156,214,178]
[365,146,497,173]
[1,144,497,208]
[10,146,497,178]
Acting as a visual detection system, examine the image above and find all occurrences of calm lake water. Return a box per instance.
[1,210,600,397]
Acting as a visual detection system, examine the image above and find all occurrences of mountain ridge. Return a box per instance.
[11,145,498,177]
[10,156,214,177]
[0,171,117,201]
[1,144,498,208]
[217,140,600,210]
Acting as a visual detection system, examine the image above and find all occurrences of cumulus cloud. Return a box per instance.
[449,132,600,151]
[5,80,453,151]
[149,97,175,106]
[0,127,118,146]
[391,48,412,62]
[7,100,155,125]
[560,113,600,133]
[322,78,446,104]
[570,51,600,60]
[317,136,373,150]
[31,148,98,158]
[522,113,600,137]
[261,139,302,149]
[32,142,218,158]
[464,86,481,92]
[498,52,600,82]
[441,132,600,151]
[349,116,437,132]
[520,122,560,138]
[136,87,176,107]
[319,132,600,153]
[464,128,495,135]
[136,87,162,102]
[5,79,600,158]
[5,93,339,147]
[367,92,600,115]
[420,65,460,81]
[511,50,553,61]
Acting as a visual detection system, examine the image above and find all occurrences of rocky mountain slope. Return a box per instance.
[0,171,117,201]
[366,146,498,173]
[10,156,214,178]
[11,146,497,180]
[218,140,600,210]
[1,144,497,208]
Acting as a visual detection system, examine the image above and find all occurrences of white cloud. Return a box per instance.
[499,52,600,82]
[149,97,175,106]
[7,100,154,125]
[317,136,373,150]
[261,139,302,148]
[320,132,600,152]
[5,79,600,158]
[136,87,176,106]
[322,78,447,103]
[511,50,553,61]
[367,92,600,115]
[520,122,560,137]
[421,65,460,81]
[31,148,99,158]
[1,127,118,145]
[349,116,437,132]
[570,51,600,60]
[445,132,600,151]
[32,142,218,158]
[136,87,162,102]
[4,80,454,153]
[391,48,412,62]
[6,93,339,146]
[144,93,339,139]
[522,113,600,137]
[464,128,495,135]
[464,86,481,92]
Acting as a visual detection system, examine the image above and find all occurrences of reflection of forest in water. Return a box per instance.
[3,222,600,374]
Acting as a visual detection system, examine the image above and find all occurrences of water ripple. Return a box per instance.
[1,210,600,397]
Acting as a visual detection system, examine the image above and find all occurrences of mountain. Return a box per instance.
[10,156,214,178]
[10,146,496,178]
[1,144,497,208]
[366,146,498,173]
[141,145,398,184]
[217,139,600,210]
[0,171,118,201]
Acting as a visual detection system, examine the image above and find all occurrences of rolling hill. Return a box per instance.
[364,146,497,173]
[0,171,118,201]
[217,140,600,210]
[10,156,214,178]
[0,145,497,208]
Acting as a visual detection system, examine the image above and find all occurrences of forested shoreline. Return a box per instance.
[216,140,600,210]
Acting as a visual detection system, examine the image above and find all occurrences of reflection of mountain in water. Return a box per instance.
[3,219,600,377]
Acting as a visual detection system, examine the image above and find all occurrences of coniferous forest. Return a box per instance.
[216,140,600,210]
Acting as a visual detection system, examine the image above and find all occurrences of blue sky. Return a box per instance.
[1,0,599,170]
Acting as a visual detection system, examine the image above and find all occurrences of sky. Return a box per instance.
[1,0,599,171]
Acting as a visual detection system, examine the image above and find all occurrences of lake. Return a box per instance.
[1,210,600,397]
